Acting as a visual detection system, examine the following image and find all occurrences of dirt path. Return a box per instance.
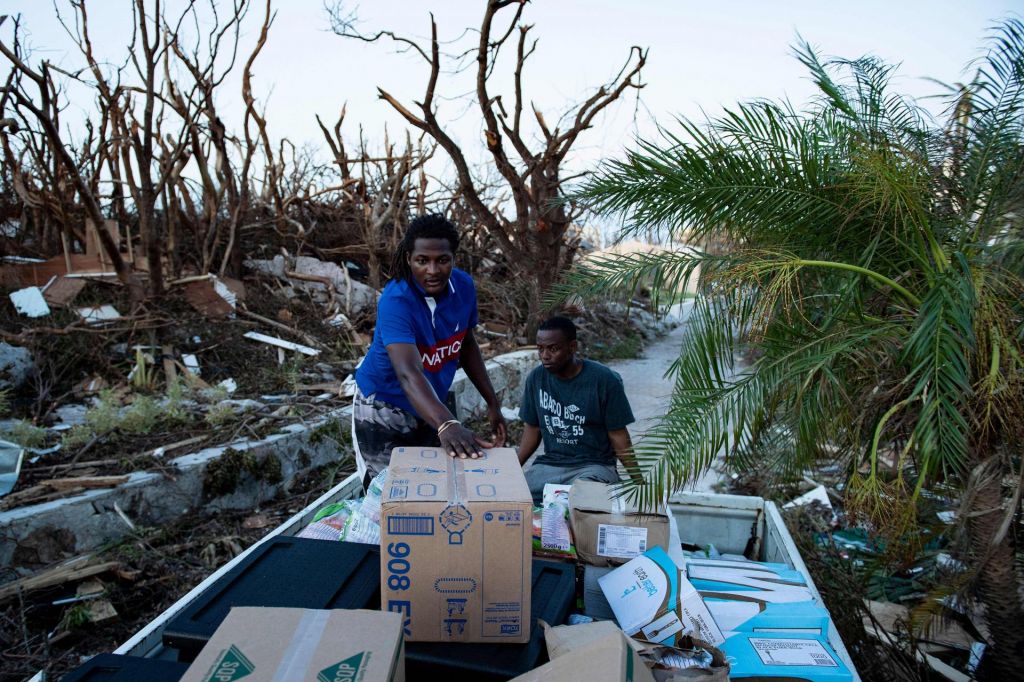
[606,303,727,493]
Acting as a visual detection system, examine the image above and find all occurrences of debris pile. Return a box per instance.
[727,461,986,680]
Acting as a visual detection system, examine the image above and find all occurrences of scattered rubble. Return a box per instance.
[10,285,50,317]
[0,461,347,681]
[0,341,34,389]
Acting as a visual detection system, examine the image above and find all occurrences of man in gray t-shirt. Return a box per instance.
[517,316,642,503]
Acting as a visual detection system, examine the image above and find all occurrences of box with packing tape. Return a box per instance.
[380,446,532,643]
[179,607,404,682]
[569,481,670,567]
[598,546,724,647]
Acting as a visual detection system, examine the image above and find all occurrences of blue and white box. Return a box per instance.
[688,560,816,604]
[706,599,831,636]
[720,631,854,681]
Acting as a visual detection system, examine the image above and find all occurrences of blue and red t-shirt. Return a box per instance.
[355,268,478,416]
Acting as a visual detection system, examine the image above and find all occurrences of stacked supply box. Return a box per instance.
[569,481,670,567]
[682,554,851,679]
[685,556,824,624]
[687,556,830,636]
[180,607,404,682]
[380,447,532,643]
[686,557,813,599]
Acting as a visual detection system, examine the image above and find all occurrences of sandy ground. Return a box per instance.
[605,303,727,493]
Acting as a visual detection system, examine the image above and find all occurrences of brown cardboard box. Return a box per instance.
[510,623,655,682]
[380,446,532,643]
[569,481,670,567]
[180,607,404,682]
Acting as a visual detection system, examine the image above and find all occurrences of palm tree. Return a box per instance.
[561,20,1024,677]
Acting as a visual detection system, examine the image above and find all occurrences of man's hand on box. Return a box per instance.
[439,422,485,458]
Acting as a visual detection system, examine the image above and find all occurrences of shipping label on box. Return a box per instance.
[381,447,532,643]
[569,481,669,567]
[598,546,724,646]
[180,607,404,682]
[720,632,853,681]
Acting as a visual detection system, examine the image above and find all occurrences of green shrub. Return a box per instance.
[0,419,48,448]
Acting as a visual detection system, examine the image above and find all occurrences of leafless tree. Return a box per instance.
[318,107,434,288]
[0,2,277,301]
[330,0,646,326]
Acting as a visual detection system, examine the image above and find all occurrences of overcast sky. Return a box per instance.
[3,1,1020,192]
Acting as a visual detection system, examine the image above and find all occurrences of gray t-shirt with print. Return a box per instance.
[519,359,635,468]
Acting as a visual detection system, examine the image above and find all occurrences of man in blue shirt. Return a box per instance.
[353,215,506,484]
[517,316,642,504]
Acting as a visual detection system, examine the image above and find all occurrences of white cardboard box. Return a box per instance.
[598,546,724,646]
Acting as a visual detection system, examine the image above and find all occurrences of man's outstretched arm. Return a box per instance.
[518,424,542,466]
[608,428,643,484]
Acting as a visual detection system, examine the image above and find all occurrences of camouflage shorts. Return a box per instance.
[352,387,440,481]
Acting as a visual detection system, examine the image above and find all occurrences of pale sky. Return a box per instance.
[2,1,1020,192]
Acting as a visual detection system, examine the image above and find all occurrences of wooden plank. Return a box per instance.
[84,219,120,268]
[161,344,178,387]
[243,331,320,356]
[2,255,128,287]
[0,558,122,603]
[42,277,86,307]
[40,475,130,492]
[296,382,343,393]
[183,279,233,318]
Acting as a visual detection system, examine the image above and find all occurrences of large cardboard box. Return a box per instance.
[509,624,655,682]
[380,446,532,643]
[599,546,724,646]
[721,631,853,680]
[180,607,404,682]
[569,481,670,567]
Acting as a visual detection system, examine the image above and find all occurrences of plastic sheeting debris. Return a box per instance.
[0,440,25,497]
[10,287,50,317]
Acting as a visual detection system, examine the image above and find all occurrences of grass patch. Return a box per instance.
[203,447,284,498]
[0,419,49,448]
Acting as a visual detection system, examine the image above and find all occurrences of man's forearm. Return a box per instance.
[609,429,642,484]
[395,369,453,428]
[615,451,644,484]
[518,424,542,465]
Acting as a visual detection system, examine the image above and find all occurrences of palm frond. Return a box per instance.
[575,103,851,248]
[900,254,976,476]
[956,18,1024,241]
[546,248,719,311]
